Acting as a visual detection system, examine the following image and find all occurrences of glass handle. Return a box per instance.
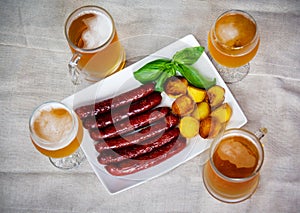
[68,53,82,85]
[255,127,268,140]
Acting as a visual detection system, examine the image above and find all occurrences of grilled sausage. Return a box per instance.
[75,83,155,119]
[89,107,170,140]
[105,136,186,176]
[83,92,162,129]
[94,113,179,152]
[98,128,180,164]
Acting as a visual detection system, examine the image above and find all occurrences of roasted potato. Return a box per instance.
[187,85,206,103]
[179,116,199,138]
[164,76,188,98]
[210,103,232,123]
[172,95,195,116]
[199,116,223,139]
[207,85,225,108]
[192,101,211,121]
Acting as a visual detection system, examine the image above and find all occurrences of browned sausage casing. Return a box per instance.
[105,136,186,176]
[95,112,179,152]
[75,83,155,119]
[83,92,162,129]
[98,128,180,164]
[89,107,170,140]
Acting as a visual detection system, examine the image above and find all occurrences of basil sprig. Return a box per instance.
[133,59,171,84]
[177,63,216,89]
[133,46,216,91]
[172,46,205,65]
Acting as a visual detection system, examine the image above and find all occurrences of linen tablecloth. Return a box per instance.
[1,0,299,212]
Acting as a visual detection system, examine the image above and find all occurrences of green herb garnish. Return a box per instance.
[133,59,171,84]
[133,46,216,91]
[172,46,205,65]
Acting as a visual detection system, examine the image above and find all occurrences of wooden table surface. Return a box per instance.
[1,0,299,212]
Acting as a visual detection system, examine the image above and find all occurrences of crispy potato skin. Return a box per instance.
[207,85,225,108]
[210,103,232,123]
[164,76,231,140]
[187,85,206,103]
[172,95,195,116]
[164,76,188,98]
[199,116,223,139]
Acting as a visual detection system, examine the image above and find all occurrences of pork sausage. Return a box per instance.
[75,83,155,119]
[98,128,180,164]
[83,92,162,129]
[89,107,170,140]
[94,113,179,152]
[105,136,186,176]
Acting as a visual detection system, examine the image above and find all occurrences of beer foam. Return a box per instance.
[217,140,256,168]
[81,12,113,49]
[216,13,256,47]
[33,108,72,143]
[217,24,239,44]
[30,102,77,150]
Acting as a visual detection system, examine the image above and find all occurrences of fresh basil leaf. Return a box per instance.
[177,63,216,89]
[154,70,174,92]
[164,62,177,76]
[172,46,205,65]
[133,59,171,84]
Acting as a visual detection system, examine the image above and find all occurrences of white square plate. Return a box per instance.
[62,34,247,194]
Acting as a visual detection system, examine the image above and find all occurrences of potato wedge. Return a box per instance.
[199,116,223,139]
[172,95,195,116]
[192,101,211,121]
[187,85,206,103]
[210,103,232,123]
[179,116,199,138]
[207,85,225,108]
[164,76,188,98]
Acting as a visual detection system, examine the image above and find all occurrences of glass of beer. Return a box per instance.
[208,10,260,83]
[29,101,85,169]
[202,128,266,203]
[65,5,126,85]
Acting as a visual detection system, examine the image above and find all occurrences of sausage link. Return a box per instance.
[98,128,180,164]
[95,113,179,152]
[89,107,170,140]
[83,92,162,129]
[105,136,186,176]
[75,83,155,119]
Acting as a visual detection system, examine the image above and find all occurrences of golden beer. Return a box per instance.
[65,6,125,81]
[208,10,259,68]
[29,102,83,158]
[203,128,264,203]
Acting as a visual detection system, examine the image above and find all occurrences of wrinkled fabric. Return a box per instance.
[0,0,299,212]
